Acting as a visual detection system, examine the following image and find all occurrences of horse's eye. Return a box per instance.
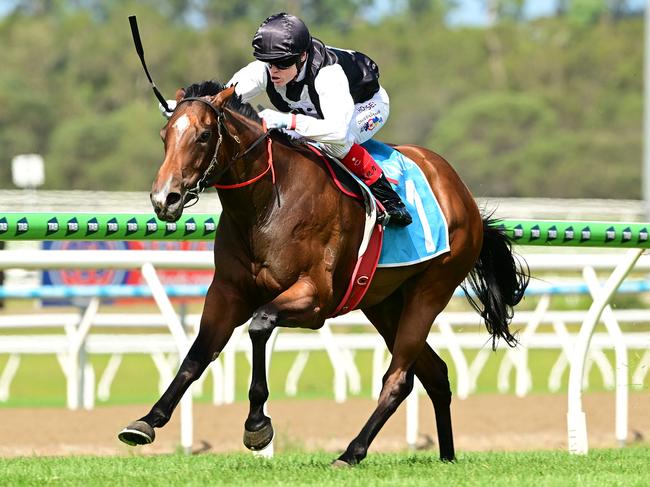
[198,130,211,143]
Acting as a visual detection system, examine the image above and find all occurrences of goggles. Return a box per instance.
[266,57,299,70]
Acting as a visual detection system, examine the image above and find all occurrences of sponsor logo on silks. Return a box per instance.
[204,218,216,236]
[184,218,197,236]
[86,217,99,236]
[165,222,177,236]
[0,217,7,235]
[126,218,138,236]
[357,101,376,113]
[66,217,79,236]
[16,217,28,236]
[146,218,158,236]
[361,115,383,133]
[106,217,119,236]
[47,217,59,236]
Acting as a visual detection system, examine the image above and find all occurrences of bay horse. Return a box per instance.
[118,81,529,465]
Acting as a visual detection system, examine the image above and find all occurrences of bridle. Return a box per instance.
[174,97,277,209]
[127,15,278,209]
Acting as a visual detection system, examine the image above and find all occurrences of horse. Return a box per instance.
[117,80,529,465]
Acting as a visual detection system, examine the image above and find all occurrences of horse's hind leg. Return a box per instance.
[362,293,455,461]
[118,281,248,446]
[336,278,457,466]
[413,346,454,460]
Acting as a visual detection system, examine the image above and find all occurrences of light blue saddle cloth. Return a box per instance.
[362,139,450,267]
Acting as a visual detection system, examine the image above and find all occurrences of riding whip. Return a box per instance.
[128,15,172,113]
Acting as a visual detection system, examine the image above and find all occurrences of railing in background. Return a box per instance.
[1,212,650,455]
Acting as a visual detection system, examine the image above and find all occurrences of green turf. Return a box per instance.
[0,448,648,486]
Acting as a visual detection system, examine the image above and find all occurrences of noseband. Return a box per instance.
[174,97,275,208]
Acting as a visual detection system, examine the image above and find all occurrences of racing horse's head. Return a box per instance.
[150,82,237,222]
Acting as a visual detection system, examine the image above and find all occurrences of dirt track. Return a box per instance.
[1,392,648,458]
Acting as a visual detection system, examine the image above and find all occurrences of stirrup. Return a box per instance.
[382,202,412,228]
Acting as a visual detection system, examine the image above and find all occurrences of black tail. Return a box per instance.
[461,217,530,350]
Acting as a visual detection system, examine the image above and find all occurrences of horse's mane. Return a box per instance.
[182,80,261,124]
[183,80,312,153]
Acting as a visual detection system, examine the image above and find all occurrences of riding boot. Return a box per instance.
[340,144,412,228]
[368,173,413,227]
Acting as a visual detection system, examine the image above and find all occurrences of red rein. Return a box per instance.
[212,122,275,190]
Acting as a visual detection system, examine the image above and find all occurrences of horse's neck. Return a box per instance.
[217,112,277,225]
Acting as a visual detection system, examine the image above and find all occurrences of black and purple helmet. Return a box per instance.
[252,13,311,65]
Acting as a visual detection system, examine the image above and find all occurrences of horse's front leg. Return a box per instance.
[243,278,319,451]
[118,281,250,446]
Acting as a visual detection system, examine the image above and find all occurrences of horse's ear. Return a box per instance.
[175,88,185,103]
[211,85,237,109]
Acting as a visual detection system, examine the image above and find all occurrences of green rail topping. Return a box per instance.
[0,213,219,241]
[498,219,650,248]
[1,213,649,248]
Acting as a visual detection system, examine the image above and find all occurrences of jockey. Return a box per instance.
[227,12,412,227]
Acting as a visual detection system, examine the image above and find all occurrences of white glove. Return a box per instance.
[159,99,177,119]
[259,109,294,130]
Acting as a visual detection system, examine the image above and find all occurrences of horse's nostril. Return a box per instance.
[166,193,182,207]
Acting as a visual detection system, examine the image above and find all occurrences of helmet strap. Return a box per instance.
[294,52,308,79]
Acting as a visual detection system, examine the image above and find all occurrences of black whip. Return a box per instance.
[128,15,171,113]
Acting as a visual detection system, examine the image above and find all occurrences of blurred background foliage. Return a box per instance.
[0,0,643,197]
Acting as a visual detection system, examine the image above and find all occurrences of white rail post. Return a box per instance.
[97,354,123,401]
[66,297,100,410]
[0,354,21,402]
[317,322,359,403]
[583,266,630,446]
[515,295,550,396]
[285,351,310,396]
[566,248,643,454]
[141,263,193,454]
[434,318,471,399]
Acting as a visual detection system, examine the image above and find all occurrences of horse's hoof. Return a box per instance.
[243,422,274,451]
[118,420,155,446]
[331,459,354,468]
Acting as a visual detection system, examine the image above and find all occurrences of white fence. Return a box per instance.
[1,250,649,454]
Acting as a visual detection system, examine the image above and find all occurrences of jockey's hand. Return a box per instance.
[259,109,295,130]
[159,100,177,119]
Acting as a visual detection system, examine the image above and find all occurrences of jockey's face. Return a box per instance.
[267,52,308,87]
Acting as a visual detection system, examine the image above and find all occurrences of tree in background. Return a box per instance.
[0,0,643,198]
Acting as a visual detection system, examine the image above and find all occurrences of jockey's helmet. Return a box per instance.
[252,13,311,65]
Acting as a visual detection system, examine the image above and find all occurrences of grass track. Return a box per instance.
[1,448,649,486]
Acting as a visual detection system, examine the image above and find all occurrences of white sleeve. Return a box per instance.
[226,61,267,103]
[293,65,354,145]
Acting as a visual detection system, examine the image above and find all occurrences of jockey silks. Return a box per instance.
[228,38,383,150]
[264,38,380,118]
